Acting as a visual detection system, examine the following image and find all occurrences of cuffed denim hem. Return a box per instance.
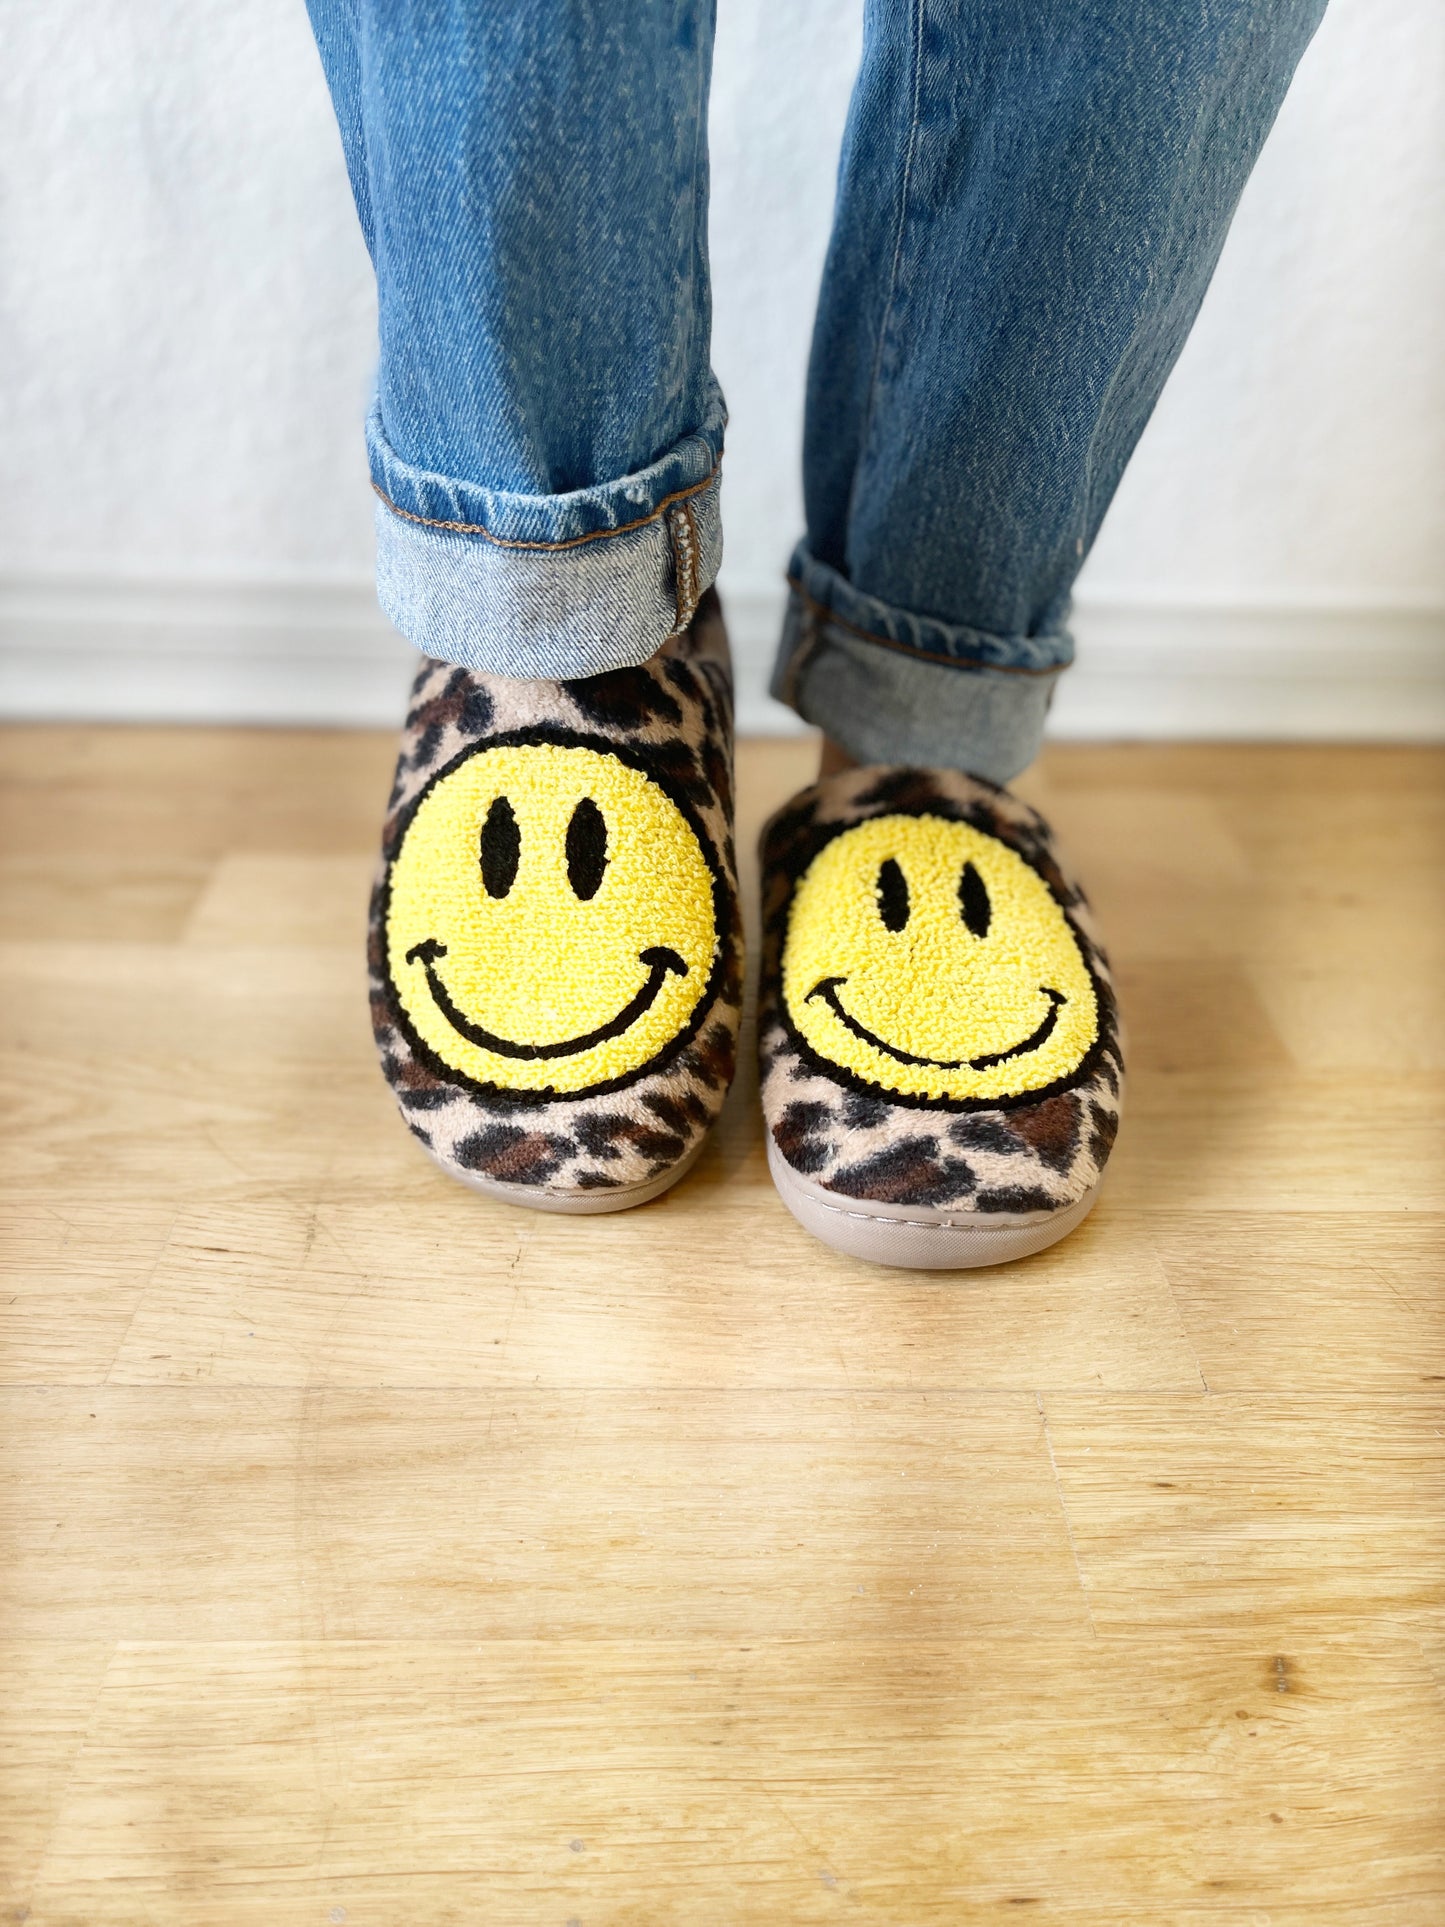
[368,389,725,679]
[771,546,1071,785]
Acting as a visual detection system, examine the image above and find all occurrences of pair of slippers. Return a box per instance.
[371,592,1123,1269]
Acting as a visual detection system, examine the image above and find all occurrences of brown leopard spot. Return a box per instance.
[683,1020,736,1092]
[561,664,683,732]
[454,1124,576,1184]
[1010,1093,1082,1173]
[973,1183,1060,1214]
[826,1137,977,1206]
[773,1100,831,1174]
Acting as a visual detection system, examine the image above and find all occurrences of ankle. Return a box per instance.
[818,735,858,780]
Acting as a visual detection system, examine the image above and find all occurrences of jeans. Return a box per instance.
[307,0,1324,781]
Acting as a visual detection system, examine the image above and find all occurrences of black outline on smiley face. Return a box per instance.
[381,726,733,1104]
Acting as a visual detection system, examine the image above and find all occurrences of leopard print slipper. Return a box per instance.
[370,590,742,1214]
[758,766,1123,1268]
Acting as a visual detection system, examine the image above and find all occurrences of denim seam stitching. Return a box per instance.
[774,595,827,708]
[842,0,927,536]
[371,459,720,552]
[788,580,1062,679]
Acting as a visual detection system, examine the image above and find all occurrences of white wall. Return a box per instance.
[2,0,1441,734]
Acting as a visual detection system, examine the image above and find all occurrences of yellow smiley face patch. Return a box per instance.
[385,737,722,1097]
[781,812,1099,1106]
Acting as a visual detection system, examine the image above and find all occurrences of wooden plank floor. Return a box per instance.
[2,727,1443,1925]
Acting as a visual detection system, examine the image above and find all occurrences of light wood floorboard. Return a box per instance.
[2,728,1443,1924]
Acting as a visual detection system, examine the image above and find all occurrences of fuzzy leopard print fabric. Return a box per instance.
[758,766,1123,1218]
[369,590,742,1199]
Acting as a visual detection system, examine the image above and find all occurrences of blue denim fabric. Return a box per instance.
[308,0,1323,769]
[307,0,723,676]
[781,0,1325,777]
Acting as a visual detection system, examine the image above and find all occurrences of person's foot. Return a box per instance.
[758,764,1123,1268]
[369,590,742,1213]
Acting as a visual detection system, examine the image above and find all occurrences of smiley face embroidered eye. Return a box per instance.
[385,740,721,1096]
[780,813,1099,1105]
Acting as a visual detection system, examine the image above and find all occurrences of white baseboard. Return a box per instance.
[1,573,1441,740]
[1057,599,1445,741]
[0,577,417,730]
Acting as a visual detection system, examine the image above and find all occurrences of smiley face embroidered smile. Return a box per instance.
[385,738,721,1097]
[781,812,1099,1106]
[806,976,1066,1071]
[405,936,688,1060]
